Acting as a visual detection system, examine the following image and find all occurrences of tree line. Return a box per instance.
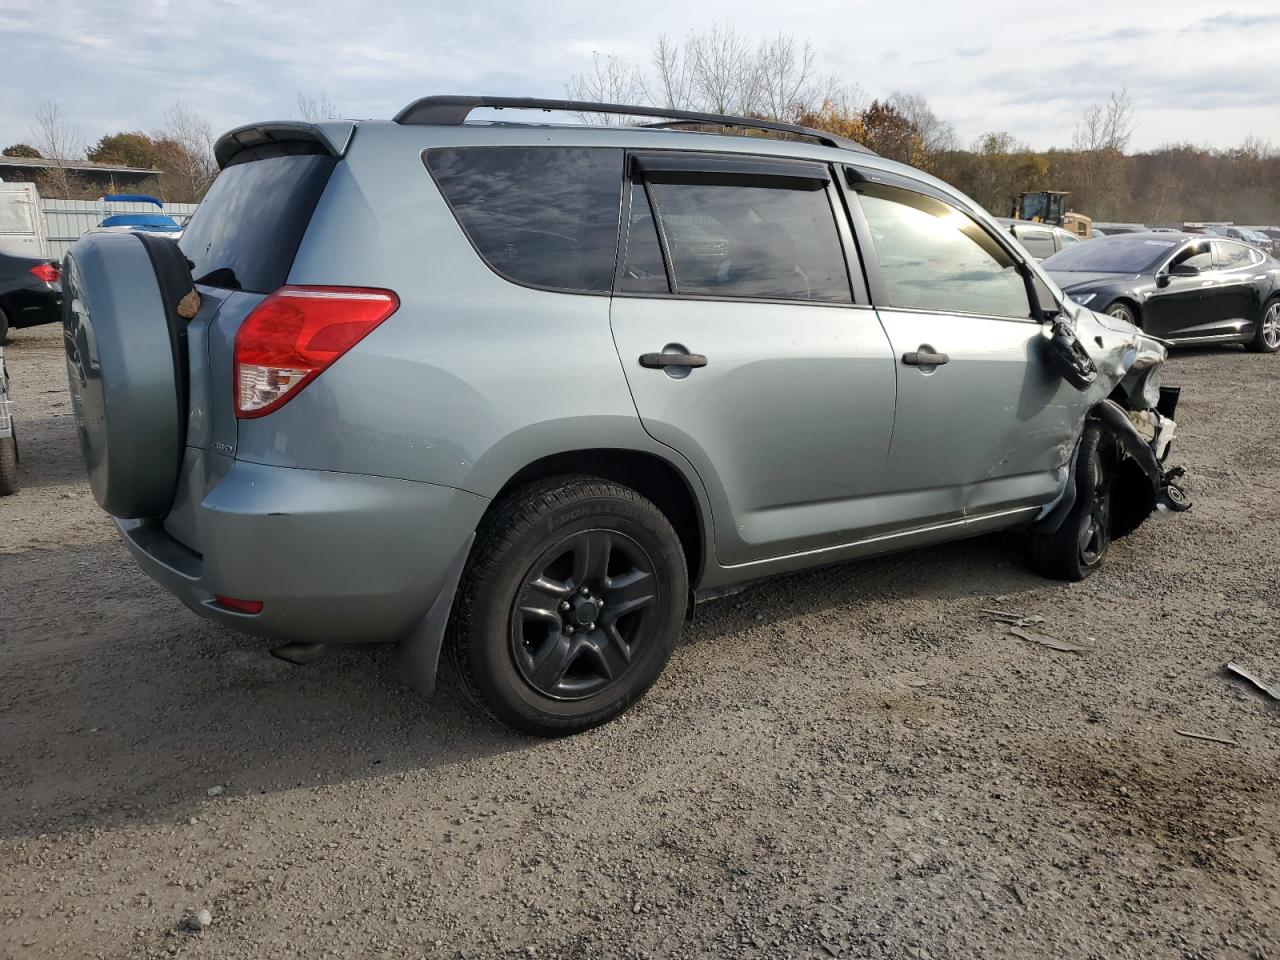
[569,27,1280,225]
[5,44,1277,225]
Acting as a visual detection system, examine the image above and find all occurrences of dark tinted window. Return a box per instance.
[180,152,336,293]
[619,184,669,294]
[646,180,850,302]
[1017,228,1055,260]
[1213,240,1253,269]
[1043,235,1179,273]
[426,147,623,293]
[856,186,1030,319]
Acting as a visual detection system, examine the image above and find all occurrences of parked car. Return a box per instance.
[0,344,16,495]
[0,250,61,342]
[1220,226,1275,255]
[996,218,1083,261]
[1093,222,1146,236]
[1045,232,1280,350]
[62,95,1189,735]
[1243,225,1280,246]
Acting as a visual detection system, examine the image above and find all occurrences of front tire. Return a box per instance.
[1248,297,1280,353]
[1028,424,1114,581]
[447,476,688,736]
[1104,301,1138,328]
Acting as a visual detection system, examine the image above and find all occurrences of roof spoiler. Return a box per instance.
[213,120,356,169]
[393,95,875,155]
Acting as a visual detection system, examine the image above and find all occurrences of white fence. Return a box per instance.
[41,199,199,259]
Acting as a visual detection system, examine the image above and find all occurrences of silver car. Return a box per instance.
[61,96,1189,735]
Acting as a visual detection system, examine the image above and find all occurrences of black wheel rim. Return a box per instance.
[509,529,660,701]
[1078,463,1112,567]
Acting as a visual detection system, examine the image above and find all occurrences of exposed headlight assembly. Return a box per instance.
[1068,292,1097,306]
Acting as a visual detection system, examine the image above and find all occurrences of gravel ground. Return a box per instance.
[1,322,1277,960]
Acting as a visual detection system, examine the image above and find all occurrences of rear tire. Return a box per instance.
[1028,424,1114,581]
[447,476,688,737]
[1248,297,1280,353]
[0,433,17,496]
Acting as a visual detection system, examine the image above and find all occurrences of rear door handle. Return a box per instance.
[902,350,949,366]
[639,352,708,369]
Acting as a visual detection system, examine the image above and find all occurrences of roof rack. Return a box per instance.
[393,95,875,155]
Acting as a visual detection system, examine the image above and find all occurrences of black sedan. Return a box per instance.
[0,251,62,343]
[1044,232,1280,352]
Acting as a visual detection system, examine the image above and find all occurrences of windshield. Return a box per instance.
[1042,235,1179,274]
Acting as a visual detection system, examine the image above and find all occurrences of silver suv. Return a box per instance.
[62,96,1189,735]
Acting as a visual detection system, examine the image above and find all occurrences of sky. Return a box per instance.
[0,0,1277,156]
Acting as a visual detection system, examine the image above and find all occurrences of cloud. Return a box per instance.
[1184,11,1280,31]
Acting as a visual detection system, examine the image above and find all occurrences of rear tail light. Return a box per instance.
[30,262,59,284]
[233,286,399,419]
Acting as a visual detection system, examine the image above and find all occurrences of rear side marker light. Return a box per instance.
[30,262,60,283]
[215,595,263,614]
[233,286,399,419]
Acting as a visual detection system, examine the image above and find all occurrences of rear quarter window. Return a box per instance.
[180,152,336,293]
[424,146,624,294]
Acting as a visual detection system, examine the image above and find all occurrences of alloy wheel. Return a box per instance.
[1264,302,1280,350]
[509,529,660,700]
[1078,467,1112,567]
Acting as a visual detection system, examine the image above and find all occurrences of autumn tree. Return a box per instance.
[88,131,161,170]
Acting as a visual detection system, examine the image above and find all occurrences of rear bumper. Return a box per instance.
[118,456,489,645]
[2,283,62,328]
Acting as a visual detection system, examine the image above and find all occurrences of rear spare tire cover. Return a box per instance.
[62,232,193,519]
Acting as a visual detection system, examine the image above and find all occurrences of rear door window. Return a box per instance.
[1212,240,1253,270]
[641,179,851,303]
[181,152,337,293]
[425,146,624,293]
[854,184,1031,319]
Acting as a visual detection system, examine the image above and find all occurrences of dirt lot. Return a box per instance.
[1,321,1277,960]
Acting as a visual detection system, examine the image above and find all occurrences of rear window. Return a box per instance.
[180,152,337,293]
[424,146,624,293]
[1042,235,1174,273]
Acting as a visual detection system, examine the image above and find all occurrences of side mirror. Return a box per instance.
[1030,274,1061,319]
[1169,262,1201,278]
[1155,270,1171,288]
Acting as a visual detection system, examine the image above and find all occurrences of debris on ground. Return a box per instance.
[1009,626,1093,654]
[980,609,1046,628]
[206,785,224,797]
[1225,661,1280,701]
[1174,728,1238,747]
[181,909,212,932]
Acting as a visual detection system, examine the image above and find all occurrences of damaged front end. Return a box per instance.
[1036,307,1190,540]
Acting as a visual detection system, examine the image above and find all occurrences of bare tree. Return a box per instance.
[753,33,818,121]
[652,34,695,110]
[566,52,648,122]
[686,23,757,115]
[29,100,86,198]
[296,91,341,121]
[1072,89,1134,153]
[154,101,216,202]
[888,91,956,157]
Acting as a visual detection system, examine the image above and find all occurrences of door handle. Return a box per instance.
[639,352,708,369]
[902,350,949,366]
